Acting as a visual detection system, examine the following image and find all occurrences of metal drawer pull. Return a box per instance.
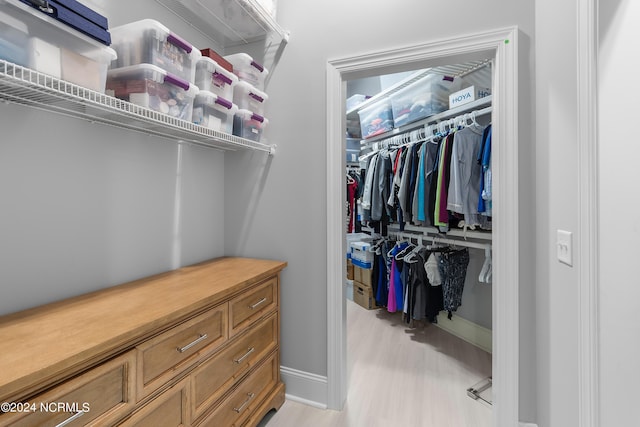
[233,392,255,413]
[249,297,267,309]
[233,347,255,364]
[55,411,84,427]
[177,333,208,353]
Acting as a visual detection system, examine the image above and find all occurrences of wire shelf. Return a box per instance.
[155,0,289,48]
[346,60,492,118]
[0,60,276,155]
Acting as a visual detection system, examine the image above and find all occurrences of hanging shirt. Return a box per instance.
[446,124,485,227]
[398,144,415,224]
[412,143,427,224]
[478,125,492,216]
[435,133,455,229]
[371,150,391,221]
[361,153,379,220]
[387,242,408,313]
[424,253,442,286]
[347,178,357,233]
[428,138,443,226]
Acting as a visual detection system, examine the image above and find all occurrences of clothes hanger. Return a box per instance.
[479,246,492,283]
[346,173,355,184]
[394,243,416,261]
[404,236,426,263]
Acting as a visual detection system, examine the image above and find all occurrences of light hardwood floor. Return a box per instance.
[259,299,492,427]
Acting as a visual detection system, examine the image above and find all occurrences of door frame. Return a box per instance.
[577,0,599,425]
[326,27,520,426]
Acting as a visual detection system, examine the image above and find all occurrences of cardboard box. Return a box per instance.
[201,48,233,73]
[353,282,378,310]
[354,265,372,287]
[346,259,354,280]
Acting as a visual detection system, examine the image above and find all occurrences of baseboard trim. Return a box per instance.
[280,366,328,409]
[434,312,492,353]
[519,423,538,427]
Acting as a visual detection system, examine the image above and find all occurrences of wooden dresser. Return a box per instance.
[0,257,287,427]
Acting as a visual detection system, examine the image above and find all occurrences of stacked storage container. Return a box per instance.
[193,55,238,133]
[224,52,268,91]
[192,91,237,133]
[358,99,394,139]
[195,56,237,100]
[233,109,268,142]
[0,0,116,93]
[106,19,200,120]
[233,80,267,116]
[225,52,269,142]
[106,63,198,121]
[390,74,460,128]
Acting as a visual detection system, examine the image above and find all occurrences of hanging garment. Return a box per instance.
[398,144,416,223]
[478,125,492,217]
[405,247,428,323]
[439,248,470,319]
[446,124,486,227]
[375,242,390,307]
[424,253,442,286]
[347,174,358,233]
[427,138,443,226]
[371,150,392,221]
[361,153,379,220]
[387,242,408,313]
[435,133,455,230]
[407,143,420,224]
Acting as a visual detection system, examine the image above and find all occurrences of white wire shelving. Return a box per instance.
[0,60,277,155]
[156,0,290,48]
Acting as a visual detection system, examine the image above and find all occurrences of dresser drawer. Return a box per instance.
[119,378,189,427]
[136,304,228,399]
[191,312,278,420]
[194,353,278,427]
[0,351,136,427]
[229,277,277,336]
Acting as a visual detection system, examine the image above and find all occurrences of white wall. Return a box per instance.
[598,1,640,425]
[0,0,227,315]
[534,1,586,426]
[224,0,536,418]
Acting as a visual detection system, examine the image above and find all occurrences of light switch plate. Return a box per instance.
[557,230,573,266]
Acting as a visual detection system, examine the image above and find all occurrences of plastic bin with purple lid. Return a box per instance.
[194,56,238,100]
[109,19,201,83]
[233,80,268,117]
[224,53,269,91]
[193,90,238,133]
[233,109,268,142]
[106,63,199,121]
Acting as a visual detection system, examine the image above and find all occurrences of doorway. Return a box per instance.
[326,27,520,426]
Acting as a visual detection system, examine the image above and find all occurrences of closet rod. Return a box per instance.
[388,231,491,251]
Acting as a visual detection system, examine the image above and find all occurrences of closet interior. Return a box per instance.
[344,58,495,406]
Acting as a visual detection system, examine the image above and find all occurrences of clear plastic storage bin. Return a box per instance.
[232,80,267,117]
[193,91,237,133]
[0,8,28,67]
[0,0,116,92]
[109,19,201,83]
[194,56,237,100]
[106,63,199,121]
[224,53,268,91]
[346,94,367,111]
[233,109,268,142]
[390,74,459,128]
[357,99,394,139]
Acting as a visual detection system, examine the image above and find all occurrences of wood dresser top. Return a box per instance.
[0,257,287,402]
